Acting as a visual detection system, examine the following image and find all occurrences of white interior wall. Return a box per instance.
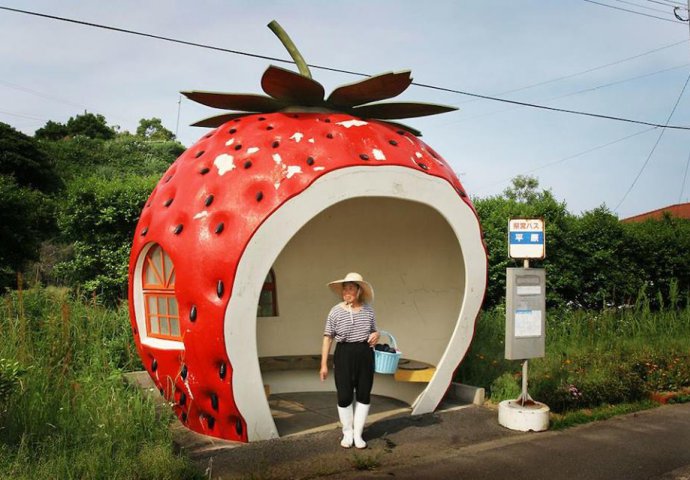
[256,197,464,367]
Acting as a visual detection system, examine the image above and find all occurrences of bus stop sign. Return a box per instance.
[508,218,545,259]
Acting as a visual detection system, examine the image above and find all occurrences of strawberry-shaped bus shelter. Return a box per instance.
[128,22,487,442]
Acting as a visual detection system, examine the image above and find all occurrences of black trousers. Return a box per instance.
[334,342,375,407]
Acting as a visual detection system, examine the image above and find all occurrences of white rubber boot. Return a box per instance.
[353,402,370,449]
[337,404,354,448]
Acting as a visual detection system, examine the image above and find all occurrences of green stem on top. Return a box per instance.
[267,20,312,79]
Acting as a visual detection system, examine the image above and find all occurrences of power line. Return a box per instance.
[457,39,689,105]
[474,126,658,192]
[448,62,690,126]
[679,148,690,202]
[614,70,690,211]
[2,5,690,131]
[647,0,688,9]
[0,79,86,109]
[583,0,687,23]
[614,0,679,14]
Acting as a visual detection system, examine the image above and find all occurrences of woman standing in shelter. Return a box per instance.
[320,272,380,449]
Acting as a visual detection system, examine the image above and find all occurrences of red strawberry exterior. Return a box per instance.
[128,112,480,442]
[128,22,487,443]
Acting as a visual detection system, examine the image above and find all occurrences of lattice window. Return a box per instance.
[143,245,181,340]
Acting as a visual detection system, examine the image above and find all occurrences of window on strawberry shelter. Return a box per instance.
[258,268,278,317]
[143,245,181,340]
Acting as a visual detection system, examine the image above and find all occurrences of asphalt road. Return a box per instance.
[331,402,690,480]
[191,402,690,479]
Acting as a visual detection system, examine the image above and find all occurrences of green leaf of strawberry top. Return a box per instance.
[128,21,481,443]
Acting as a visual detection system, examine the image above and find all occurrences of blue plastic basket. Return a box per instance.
[374,330,402,374]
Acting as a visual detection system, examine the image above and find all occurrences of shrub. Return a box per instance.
[489,372,521,402]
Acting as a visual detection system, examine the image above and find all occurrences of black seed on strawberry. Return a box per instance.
[190,305,197,321]
[211,393,219,410]
[266,125,274,130]
[234,144,242,151]
[217,280,224,298]
[208,416,216,429]
[195,150,205,158]
[181,365,188,380]
[360,154,370,160]
[152,359,158,371]
[205,195,214,206]
[200,167,210,175]
[164,198,174,207]
[180,392,187,406]
[256,191,264,202]
[258,117,266,121]
[181,412,187,423]
[306,157,315,166]
[272,141,280,148]
[229,128,237,134]
[418,163,429,170]
[389,140,398,146]
[244,161,252,169]
[165,175,174,183]
[174,224,184,235]
[219,363,227,379]
[215,223,224,234]
[141,227,148,236]
[236,418,243,435]
[326,133,334,139]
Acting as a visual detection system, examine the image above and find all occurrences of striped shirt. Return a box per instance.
[324,303,377,343]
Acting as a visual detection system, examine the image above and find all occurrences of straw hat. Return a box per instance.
[328,272,374,304]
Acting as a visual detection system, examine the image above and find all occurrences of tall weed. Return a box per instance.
[457,293,690,412]
[0,287,200,479]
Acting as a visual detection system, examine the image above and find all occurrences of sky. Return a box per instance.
[1,1,689,219]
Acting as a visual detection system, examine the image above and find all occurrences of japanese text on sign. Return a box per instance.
[508,218,545,259]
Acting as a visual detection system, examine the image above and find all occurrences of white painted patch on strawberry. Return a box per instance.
[225,138,235,146]
[337,119,368,128]
[314,166,325,171]
[214,154,235,175]
[286,165,302,178]
[373,149,386,161]
[290,132,304,142]
[193,211,209,220]
[272,153,282,164]
[308,138,315,144]
[247,147,260,155]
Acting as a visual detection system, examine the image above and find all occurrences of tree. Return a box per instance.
[474,176,573,308]
[503,175,540,203]
[136,117,175,141]
[66,112,115,140]
[0,122,61,193]
[34,112,115,141]
[55,174,158,303]
[34,120,70,141]
[0,175,55,289]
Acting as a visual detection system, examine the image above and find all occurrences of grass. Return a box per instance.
[458,292,690,416]
[549,401,657,430]
[0,286,202,480]
[2,284,689,477]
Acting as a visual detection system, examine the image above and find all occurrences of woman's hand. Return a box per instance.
[320,365,328,381]
[367,331,380,347]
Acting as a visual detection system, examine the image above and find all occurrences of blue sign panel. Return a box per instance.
[509,231,544,245]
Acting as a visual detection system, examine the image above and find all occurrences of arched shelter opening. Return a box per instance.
[226,166,486,441]
[256,196,464,409]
